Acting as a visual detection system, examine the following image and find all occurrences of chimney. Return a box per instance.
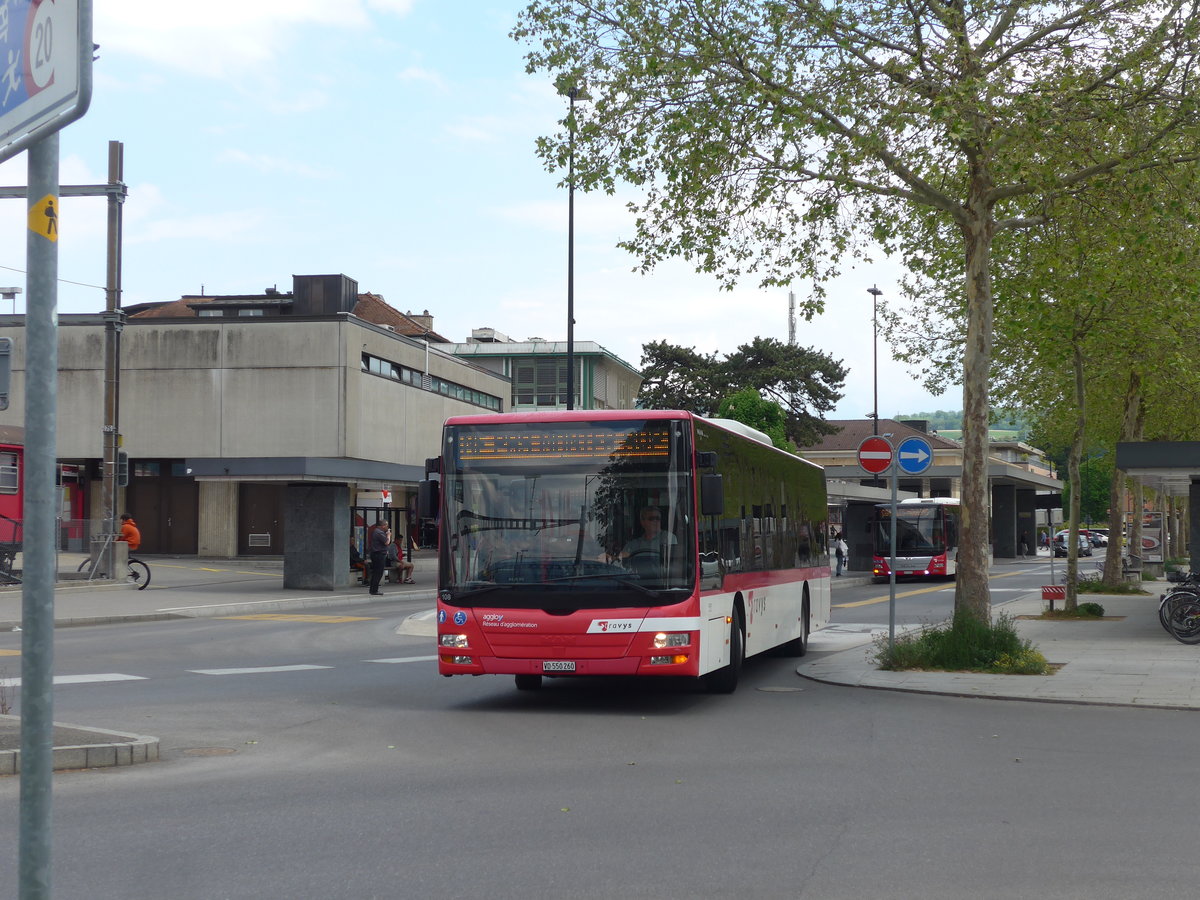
[406,309,434,333]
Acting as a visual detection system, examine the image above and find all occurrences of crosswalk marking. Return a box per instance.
[218,614,378,623]
[0,673,147,688]
[188,665,333,676]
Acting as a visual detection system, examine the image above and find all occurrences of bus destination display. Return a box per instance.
[457,427,670,462]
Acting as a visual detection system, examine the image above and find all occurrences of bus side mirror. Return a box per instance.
[700,474,724,517]
[417,479,439,519]
[425,457,441,477]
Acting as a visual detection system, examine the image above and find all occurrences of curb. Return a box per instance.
[0,715,160,775]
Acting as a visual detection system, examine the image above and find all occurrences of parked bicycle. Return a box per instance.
[1157,571,1200,644]
[76,552,151,590]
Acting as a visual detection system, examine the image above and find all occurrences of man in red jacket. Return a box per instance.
[118,514,141,551]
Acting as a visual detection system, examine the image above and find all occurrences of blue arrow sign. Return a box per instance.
[896,436,933,475]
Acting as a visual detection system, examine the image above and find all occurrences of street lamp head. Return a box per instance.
[867,285,883,298]
[554,74,590,101]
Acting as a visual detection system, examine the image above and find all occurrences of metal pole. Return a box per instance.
[565,88,577,411]
[100,141,125,571]
[868,285,882,436]
[888,447,898,655]
[20,131,60,900]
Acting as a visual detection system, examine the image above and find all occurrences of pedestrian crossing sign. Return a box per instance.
[28,194,59,242]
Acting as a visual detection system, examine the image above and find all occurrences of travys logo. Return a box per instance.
[587,619,636,634]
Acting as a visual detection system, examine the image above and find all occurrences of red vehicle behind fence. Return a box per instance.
[0,434,23,583]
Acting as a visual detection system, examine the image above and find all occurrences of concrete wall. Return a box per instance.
[283,483,350,590]
[0,316,510,465]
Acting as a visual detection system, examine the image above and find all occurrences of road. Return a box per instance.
[1,562,1193,899]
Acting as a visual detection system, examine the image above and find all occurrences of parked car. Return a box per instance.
[1053,532,1093,557]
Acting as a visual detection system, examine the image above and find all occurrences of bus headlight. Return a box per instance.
[440,633,470,648]
[649,654,689,665]
[441,654,473,665]
[652,632,690,648]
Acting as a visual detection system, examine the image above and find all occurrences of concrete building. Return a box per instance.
[0,275,518,587]
[443,327,642,411]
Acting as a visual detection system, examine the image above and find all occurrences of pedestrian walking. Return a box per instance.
[835,532,848,576]
[1019,531,1029,559]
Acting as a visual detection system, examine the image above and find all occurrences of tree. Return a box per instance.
[636,336,845,445]
[717,387,790,449]
[514,0,1200,620]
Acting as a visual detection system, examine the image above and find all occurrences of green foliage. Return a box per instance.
[1076,579,1145,595]
[516,0,1200,623]
[717,388,790,450]
[871,611,1049,675]
[637,337,846,446]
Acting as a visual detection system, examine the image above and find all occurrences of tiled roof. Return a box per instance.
[804,419,962,453]
[128,291,450,341]
[351,294,449,341]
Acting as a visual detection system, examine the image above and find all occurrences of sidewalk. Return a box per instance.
[1,553,1194,773]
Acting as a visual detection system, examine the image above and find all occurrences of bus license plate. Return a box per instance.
[543,661,576,672]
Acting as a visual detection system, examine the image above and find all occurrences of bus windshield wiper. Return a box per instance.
[451,583,520,600]
[539,572,663,597]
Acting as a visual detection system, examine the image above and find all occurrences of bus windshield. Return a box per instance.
[441,420,696,608]
[875,506,949,556]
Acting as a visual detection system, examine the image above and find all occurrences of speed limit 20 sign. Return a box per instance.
[0,0,92,164]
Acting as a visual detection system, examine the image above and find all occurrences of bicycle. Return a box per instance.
[76,547,151,590]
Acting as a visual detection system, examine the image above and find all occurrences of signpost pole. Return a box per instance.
[889,445,898,655]
[20,130,59,900]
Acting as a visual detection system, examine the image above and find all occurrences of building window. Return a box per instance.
[237,308,265,317]
[0,452,17,494]
[360,352,502,411]
[512,358,580,408]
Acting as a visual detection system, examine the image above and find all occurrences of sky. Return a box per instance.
[0,0,953,421]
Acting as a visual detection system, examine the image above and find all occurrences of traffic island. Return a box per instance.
[0,714,159,775]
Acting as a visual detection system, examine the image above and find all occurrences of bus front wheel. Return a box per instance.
[514,674,543,691]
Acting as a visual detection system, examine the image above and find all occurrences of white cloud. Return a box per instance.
[94,1,411,79]
[217,150,334,179]
[398,66,448,91]
[127,210,268,244]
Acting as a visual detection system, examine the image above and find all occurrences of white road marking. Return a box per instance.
[187,665,333,676]
[0,673,147,688]
[365,655,438,664]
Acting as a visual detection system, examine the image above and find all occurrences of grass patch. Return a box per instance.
[1039,602,1107,620]
[1077,579,1148,595]
[870,610,1050,675]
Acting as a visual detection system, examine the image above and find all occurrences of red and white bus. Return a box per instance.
[872,497,961,580]
[425,410,831,693]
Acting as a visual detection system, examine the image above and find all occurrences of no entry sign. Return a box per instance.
[857,435,893,474]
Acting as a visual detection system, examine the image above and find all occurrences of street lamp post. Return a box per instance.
[867,285,883,436]
[563,83,586,411]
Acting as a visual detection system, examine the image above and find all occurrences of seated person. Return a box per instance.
[350,539,367,583]
[387,537,415,584]
[619,506,678,565]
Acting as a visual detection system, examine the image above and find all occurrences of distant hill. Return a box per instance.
[895,410,1027,442]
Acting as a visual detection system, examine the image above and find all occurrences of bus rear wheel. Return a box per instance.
[514,674,543,691]
[704,608,744,694]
